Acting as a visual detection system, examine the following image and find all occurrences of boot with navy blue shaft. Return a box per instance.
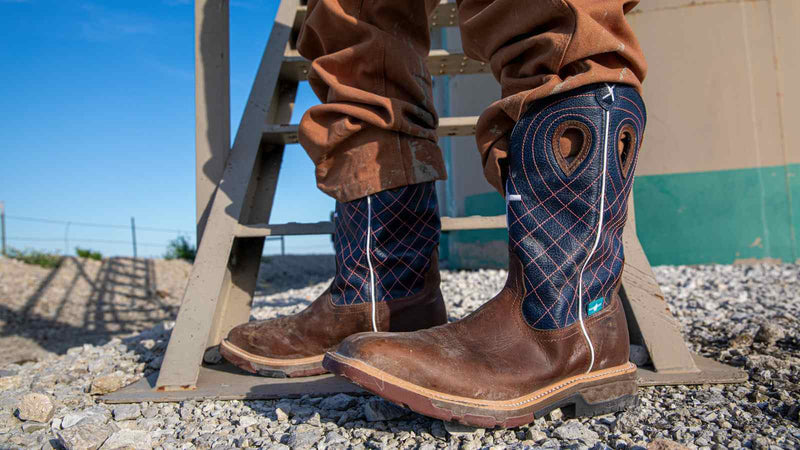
[221,182,447,377]
[324,83,646,427]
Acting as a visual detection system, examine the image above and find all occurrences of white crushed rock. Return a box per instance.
[15,393,54,423]
[0,256,799,449]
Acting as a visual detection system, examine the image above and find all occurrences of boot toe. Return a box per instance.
[225,321,264,356]
[332,330,460,394]
[225,315,327,359]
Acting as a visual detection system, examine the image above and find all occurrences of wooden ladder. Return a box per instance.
[104,0,744,403]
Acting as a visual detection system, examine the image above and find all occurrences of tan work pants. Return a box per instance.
[297,0,647,201]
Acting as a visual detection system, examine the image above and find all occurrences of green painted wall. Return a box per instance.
[447,191,506,269]
[449,164,800,267]
[634,164,799,265]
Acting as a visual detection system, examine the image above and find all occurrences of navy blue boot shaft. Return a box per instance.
[507,83,646,330]
[331,181,441,306]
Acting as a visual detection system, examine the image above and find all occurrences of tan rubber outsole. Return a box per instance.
[323,352,638,428]
[220,339,326,378]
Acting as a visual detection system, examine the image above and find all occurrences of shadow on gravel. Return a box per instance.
[241,387,442,439]
[0,256,178,363]
[1,254,337,366]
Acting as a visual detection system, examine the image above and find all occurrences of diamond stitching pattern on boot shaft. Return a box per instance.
[323,83,644,424]
[507,84,646,330]
[331,181,440,306]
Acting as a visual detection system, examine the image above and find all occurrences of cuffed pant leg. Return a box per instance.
[456,0,647,194]
[297,0,447,202]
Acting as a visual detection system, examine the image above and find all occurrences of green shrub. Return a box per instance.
[164,236,196,262]
[76,247,103,260]
[8,248,63,269]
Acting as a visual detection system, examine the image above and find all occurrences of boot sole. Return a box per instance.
[220,340,326,378]
[323,352,638,428]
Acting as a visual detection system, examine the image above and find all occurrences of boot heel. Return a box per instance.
[534,377,638,419]
[569,378,638,418]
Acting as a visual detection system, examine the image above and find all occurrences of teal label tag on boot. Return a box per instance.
[587,298,604,316]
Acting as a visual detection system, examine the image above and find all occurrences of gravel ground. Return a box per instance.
[0,254,335,365]
[0,256,192,364]
[0,257,798,449]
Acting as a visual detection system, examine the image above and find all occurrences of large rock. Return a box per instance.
[286,425,323,450]
[755,322,786,346]
[552,421,599,442]
[444,421,484,437]
[320,393,357,411]
[16,393,54,423]
[90,375,125,395]
[62,406,112,429]
[629,344,651,366]
[237,415,259,428]
[57,423,116,450]
[363,399,408,422]
[648,438,690,450]
[525,427,548,442]
[274,407,289,422]
[0,375,22,390]
[111,404,140,421]
[99,429,153,450]
[325,431,348,445]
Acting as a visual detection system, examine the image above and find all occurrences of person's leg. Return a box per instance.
[324,0,648,425]
[460,0,647,194]
[220,0,448,378]
[297,0,447,202]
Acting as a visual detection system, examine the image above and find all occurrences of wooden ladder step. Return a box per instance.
[263,116,478,145]
[235,215,505,237]
[296,1,458,30]
[281,49,486,81]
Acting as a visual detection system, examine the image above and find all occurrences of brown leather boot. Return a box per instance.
[221,182,447,377]
[324,84,645,426]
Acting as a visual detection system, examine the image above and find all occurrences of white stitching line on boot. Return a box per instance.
[576,109,611,374]
[366,195,378,332]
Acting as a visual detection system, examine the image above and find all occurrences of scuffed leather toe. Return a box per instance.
[225,319,285,357]
[334,327,501,399]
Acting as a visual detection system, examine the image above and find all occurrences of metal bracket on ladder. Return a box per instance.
[103,0,745,404]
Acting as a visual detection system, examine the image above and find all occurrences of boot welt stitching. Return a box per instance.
[330,351,636,410]
[221,340,324,366]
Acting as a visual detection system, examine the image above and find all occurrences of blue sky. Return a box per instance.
[0,0,334,257]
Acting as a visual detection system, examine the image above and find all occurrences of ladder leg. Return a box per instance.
[195,0,231,244]
[620,193,700,374]
[204,237,266,359]
[205,142,289,353]
[156,0,300,391]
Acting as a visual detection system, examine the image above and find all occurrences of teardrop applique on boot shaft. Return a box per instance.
[324,84,646,426]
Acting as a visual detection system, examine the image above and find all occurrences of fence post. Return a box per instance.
[64,222,71,255]
[0,202,6,256]
[131,217,138,259]
[281,236,285,256]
